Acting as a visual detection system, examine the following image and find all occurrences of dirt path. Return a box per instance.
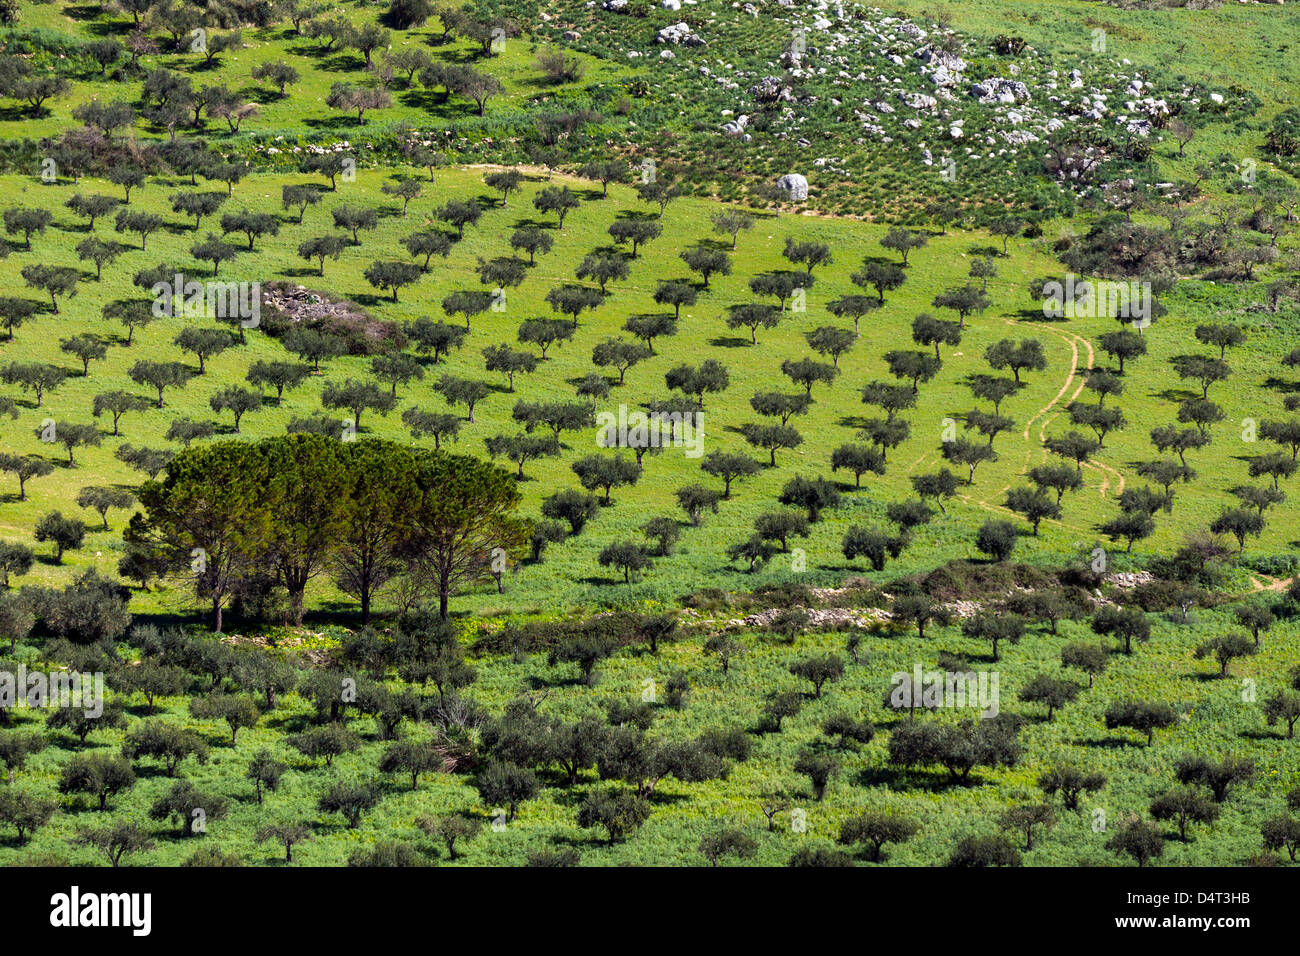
[1088,456,1127,499]
[1019,320,1083,444]
[954,492,1096,537]
[1005,319,1129,501]
[982,318,1101,505]
[1082,460,1111,498]
[1048,326,1127,499]
[1249,574,1294,593]
[903,315,1124,526]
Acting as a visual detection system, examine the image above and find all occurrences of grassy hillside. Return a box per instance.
[2,602,1297,867]
[0,165,1297,614]
[0,0,1298,870]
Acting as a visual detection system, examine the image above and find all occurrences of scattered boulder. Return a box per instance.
[970,78,1030,104]
[776,173,809,200]
[721,114,749,136]
[750,75,794,102]
[740,606,890,630]
[1106,571,1154,589]
[260,282,399,354]
[916,44,967,74]
[929,66,957,87]
[657,22,705,46]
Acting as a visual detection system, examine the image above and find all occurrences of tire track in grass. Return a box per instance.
[1019,320,1082,443]
[909,449,939,474]
[954,491,1095,537]
[1088,456,1127,499]
[908,316,1082,497]
[990,319,1130,505]
[968,311,1096,529]
[1082,460,1110,498]
[981,318,1084,506]
[1052,326,1127,500]
[910,316,1123,518]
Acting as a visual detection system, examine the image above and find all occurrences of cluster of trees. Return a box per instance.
[4,539,1299,863]
[17,150,1276,605]
[0,0,531,132]
[0,157,800,598]
[0,607,466,858]
[1065,756,1294,865]
[125,435,526,629]
[2,140,1296,626]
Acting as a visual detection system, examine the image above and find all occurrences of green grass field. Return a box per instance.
[2,604,1297,866]
[0,164,1297,613]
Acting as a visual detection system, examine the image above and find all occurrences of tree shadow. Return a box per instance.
[320,53,367,74]
[578,573,626,586]
[1073,735,1144,749]
[395,89,470,121]
[852,765,963,792]
[241,86,283,106]
[62,3,114,23]
[1239,728,1287,742]
[301,116,360,132]
[278,266,324,279]
[1014,307,1069,323]
[1264,375,1300,394]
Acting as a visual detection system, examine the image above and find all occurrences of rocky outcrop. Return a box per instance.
[657,22,705,46]
[260,282,399,353]
[750,75,794,103]
[775,172,809,201]
[971,78,1030,104]
[721,114,749,136]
